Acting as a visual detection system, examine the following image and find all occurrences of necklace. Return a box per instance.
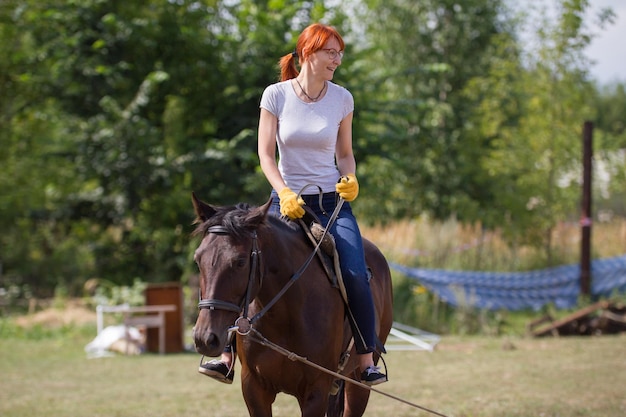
[295,78,326,102]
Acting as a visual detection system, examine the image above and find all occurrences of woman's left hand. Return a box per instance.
[336,174,359,201]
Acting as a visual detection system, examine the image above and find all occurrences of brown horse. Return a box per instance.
[191,193,393,417]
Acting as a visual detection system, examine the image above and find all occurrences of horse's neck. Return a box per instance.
[252,222,342,336]
[259,222,319,296]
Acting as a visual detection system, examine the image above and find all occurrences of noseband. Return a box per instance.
[197,225,262,326]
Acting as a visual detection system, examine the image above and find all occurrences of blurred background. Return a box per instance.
[1,0,624,335]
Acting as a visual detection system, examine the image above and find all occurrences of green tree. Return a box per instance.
[352,0,511,222]
[0,0,352,296]
[1,0,622,298]
[463,0,611,264]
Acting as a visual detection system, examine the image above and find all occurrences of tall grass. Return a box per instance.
[361,217,626,335]
[362,216,626,271]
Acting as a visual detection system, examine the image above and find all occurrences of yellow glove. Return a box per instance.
[335,173,359,202]
[278,187,305,219]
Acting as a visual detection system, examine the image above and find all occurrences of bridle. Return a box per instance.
[197,225,262,333]
[197,196,344,337]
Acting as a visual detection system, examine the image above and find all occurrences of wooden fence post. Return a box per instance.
[580,121,593,297]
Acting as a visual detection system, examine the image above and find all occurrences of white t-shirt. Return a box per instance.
[260,80,354,194]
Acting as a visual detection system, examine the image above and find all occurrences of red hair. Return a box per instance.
[278,23,345,81]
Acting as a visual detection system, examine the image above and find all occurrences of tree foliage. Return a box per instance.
[352,0,510,221]
[461,0,614,263]
[0,0,623,296]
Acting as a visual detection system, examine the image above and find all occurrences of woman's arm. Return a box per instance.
[335,111,356,176]
[257,108,287,192]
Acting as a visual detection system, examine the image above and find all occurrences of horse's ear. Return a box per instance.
[191,192,217,222]
[260,196,273,216]
[245,196,273,227]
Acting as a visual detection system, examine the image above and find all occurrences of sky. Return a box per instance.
[585,0,626,84]
[508,0,625,84]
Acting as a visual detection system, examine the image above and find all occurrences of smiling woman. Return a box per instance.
[280,22,345,91]
[256,22,389,386]
[196,23,391,416]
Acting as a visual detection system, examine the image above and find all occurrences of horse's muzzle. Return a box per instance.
[193,326,227,357]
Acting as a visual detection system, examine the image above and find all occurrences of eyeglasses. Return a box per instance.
[321,48,344,60]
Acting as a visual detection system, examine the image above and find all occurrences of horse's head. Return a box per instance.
[191,192,272,357]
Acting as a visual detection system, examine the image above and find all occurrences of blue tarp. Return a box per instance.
[390,255,626,311]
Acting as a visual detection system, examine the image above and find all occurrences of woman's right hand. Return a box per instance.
[278,187,305,219]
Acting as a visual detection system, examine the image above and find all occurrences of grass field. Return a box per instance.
[1,324,625,417]
[2,217,624,416]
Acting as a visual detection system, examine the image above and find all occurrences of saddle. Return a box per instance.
[297,207,348,303]
[297,206,375,307]
[298,208,385,392]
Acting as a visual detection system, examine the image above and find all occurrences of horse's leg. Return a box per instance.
[341,378,371,417]
[241,369,276,417]
[299,386,334,417]
[326,381,345,417]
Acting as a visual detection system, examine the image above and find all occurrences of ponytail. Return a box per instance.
[279,50,299,81]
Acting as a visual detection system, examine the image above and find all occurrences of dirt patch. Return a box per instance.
[14,299,96,328]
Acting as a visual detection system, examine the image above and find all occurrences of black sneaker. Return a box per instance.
[198,360,234,384]
[360,366,387,386]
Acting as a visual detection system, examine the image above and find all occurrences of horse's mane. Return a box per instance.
[192,202,298,240]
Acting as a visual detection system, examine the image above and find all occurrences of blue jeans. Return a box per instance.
[270,190,378,354]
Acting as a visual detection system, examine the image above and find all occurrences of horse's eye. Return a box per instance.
[235,258,247,268]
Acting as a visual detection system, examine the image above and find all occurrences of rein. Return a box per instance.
[247,328,451,417]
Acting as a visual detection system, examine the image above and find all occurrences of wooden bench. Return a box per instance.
[96,304,177,354]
